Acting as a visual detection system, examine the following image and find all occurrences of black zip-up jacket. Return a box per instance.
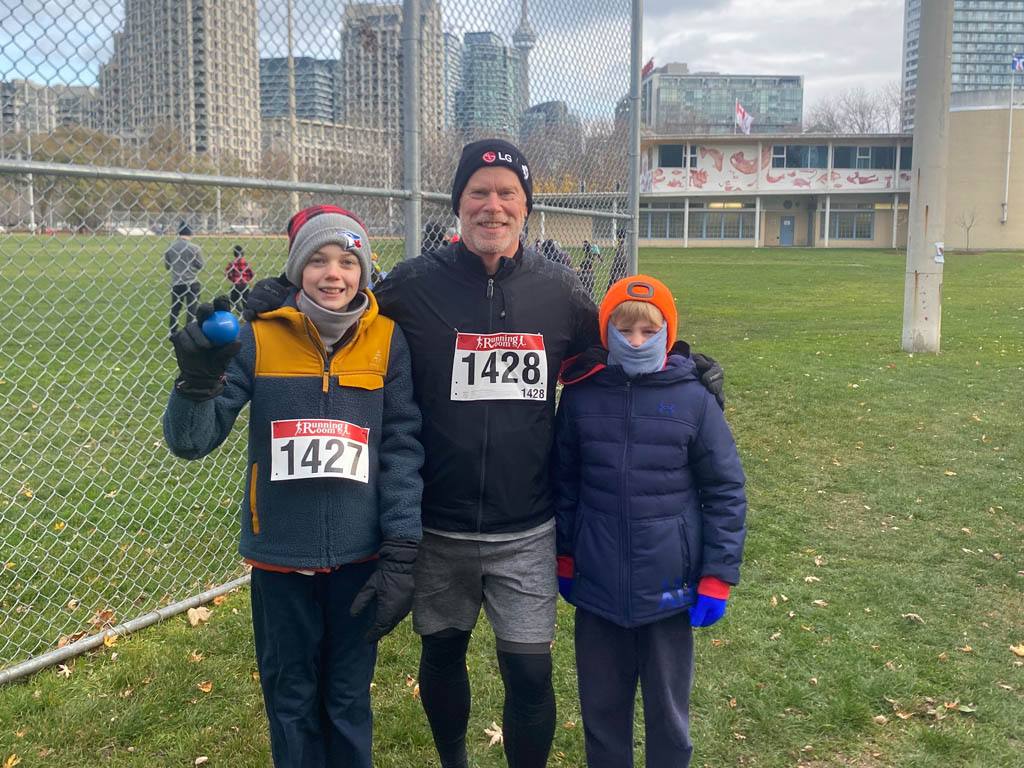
[374,240,600,534]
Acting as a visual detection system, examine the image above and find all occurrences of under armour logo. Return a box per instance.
[658,402,675,415]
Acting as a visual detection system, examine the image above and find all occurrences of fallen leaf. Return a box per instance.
[4,755,21,768]
[67,599,79,611]
[103,632,118,648]
[960,645,972,653]
[187,607,212,627]
[804,576,820,583]
[564,721,576,728]
[874,715,887,725]
[1010,644,1024,657]
[944,471,957,476]
[197,681,212,693]
[728,697,737,708]
[484,722,503,747]
[733,733,746,740]
[812,600,828,608]
[902,613,925,624]
[56,664,72,679]
[53,522,65,531]
[194,757,209,766]
[809,677,818,685]
[88,609,114,627]
[212,595,227,606]
[188,650,204,663]
[813,556,826,567]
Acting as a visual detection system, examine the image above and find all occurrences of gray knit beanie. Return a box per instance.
[284,205,372,291]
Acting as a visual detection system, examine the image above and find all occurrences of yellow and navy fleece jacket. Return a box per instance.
[163,290,423,570]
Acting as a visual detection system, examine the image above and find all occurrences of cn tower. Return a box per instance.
[512,0,536,114]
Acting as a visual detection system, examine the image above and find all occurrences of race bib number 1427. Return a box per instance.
[450,332,548,401]
[270,419,370,483]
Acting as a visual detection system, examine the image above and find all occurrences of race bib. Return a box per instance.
[270,419,370,483]
[450,332,548,401]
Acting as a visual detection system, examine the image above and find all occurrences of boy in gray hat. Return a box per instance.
[164,204,424,768]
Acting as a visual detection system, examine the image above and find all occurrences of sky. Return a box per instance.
[643,0,907,108]
[0,0,907,120]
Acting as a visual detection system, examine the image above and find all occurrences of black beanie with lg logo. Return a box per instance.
[451,139,533,215]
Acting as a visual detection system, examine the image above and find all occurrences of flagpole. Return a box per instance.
[1002,51,1016,224]
[734,98,738,135]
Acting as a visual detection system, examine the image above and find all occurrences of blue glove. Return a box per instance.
[557,556,574,603]
[689,594,727,627]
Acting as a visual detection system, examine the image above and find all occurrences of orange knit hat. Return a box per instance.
[599,274,678,353]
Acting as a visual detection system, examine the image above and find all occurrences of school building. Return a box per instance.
[633,91,1024,250]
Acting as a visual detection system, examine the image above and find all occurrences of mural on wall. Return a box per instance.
[642,143,907,195]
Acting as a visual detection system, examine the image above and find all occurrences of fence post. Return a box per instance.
[626,0,643,276]
[403,0,422,261]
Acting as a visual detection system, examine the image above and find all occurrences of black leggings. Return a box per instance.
[419,630,555,768]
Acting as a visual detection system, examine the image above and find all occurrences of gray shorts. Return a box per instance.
[412,526,557,645]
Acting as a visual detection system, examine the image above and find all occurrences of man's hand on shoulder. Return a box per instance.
[243,273,292,321]
[692,353,725,409]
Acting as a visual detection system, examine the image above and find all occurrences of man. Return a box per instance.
[164,221,204,337]
[245,139,724,768]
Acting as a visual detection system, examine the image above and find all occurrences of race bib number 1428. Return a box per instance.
[270,419,370,483]
[450,332,547,401]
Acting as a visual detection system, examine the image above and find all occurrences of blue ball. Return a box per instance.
[201,310,239,346]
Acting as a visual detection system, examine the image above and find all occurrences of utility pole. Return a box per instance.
[902,0,953,354]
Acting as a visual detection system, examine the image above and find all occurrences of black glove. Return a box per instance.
[692,353,725,409]
[171,296,242,401]
[242,273,293,321]
[349,539,418,643]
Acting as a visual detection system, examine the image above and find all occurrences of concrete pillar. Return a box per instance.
[902,0,953,353]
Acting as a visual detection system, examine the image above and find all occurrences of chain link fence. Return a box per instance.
[0,0,636,679]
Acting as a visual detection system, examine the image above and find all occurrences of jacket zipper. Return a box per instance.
[621,380,632,625]
[476,277,495,531]
[303,316,332,559]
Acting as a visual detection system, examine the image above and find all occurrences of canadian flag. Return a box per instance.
[735,100,753,135]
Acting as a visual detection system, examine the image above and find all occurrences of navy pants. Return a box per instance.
[574,607,694,768]
[250,562,377,768]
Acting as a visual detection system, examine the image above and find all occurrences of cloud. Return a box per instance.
[643,0,904,108]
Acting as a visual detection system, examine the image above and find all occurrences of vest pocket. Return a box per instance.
[249,462,260,534]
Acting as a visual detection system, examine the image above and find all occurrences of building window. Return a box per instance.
[773,145,828,168]
[899,147,913,169]
[659,144,684,167]
[688,210,755,239]
[821,211,874,240]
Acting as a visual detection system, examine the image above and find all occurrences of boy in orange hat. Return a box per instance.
[553,274,747,768]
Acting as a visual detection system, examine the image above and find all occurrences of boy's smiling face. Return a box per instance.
[301,243,361,311]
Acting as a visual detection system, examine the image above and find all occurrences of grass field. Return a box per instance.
[1,239,1022,767]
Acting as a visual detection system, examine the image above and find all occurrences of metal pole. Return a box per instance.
[0,576,251,685]
[902,0,953,354]
[402,0,422,262]
[287,0,300,213]
[1002,52,1015,224]
[626,0,643,275]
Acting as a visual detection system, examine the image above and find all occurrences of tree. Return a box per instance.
[955,207,978,251]
[804,81,905,134]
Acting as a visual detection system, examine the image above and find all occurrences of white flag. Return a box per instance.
[735,100,753,134]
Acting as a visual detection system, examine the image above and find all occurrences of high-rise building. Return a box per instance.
[512,0,537,114]
[902,0,1024,132]
[519,100,582,173]
[337,1,444,136]
[641,63,804,134]
[443,32,463,131]
[2,81,104,134]
[456,31,521,139]
[260,57,339,123]
[1,80,57,134]
[99,0,260,170]
[55,86,103,129]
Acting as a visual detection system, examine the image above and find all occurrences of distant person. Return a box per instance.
[578,239,601,295]
[607,229,628,289]
[164,222,204,337]
[554,275,746,768]
[541,238,571,269]
[224,244,254,313]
